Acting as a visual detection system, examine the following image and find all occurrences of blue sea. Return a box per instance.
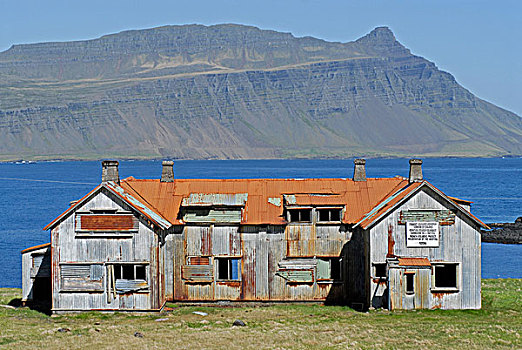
[0,158,520,287]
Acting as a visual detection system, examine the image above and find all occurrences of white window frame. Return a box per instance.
[431,262,460,292]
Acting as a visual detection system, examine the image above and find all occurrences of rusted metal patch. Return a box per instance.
[76,214,138,231]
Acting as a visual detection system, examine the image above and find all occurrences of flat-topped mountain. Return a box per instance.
[0,24,521,160]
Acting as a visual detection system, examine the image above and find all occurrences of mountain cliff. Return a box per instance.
[0,24,521,160]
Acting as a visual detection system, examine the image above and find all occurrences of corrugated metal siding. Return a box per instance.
[51,191,157,311]
[369,188,481,310]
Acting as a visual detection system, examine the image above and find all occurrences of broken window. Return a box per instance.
[405,272,415,294]
[317,258,342,281]
[373,263,387,279]
[215,258,241,281]
[317,208,342,222]
[107,263,149,294]
[287,208,312,222]
[433,263,458,290]
[111,264,147,281]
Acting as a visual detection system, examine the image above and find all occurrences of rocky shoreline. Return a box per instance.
[481,217,522,244]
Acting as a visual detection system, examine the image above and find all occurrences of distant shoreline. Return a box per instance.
[1,155,522,164]
[482,219,522,244]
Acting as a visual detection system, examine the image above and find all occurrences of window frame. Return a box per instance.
[316,257,343,283]
[373,262,387,280]
[316,207,343,223]
[286,207,313,223]
[108,262,149,282]
[215,257,242,281]
[405,271,415,295]
[431,262,460,292]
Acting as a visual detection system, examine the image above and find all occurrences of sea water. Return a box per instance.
[0,158,520,287]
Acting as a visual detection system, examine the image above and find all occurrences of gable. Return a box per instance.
[355,181,488,230]
[44,183,171,231]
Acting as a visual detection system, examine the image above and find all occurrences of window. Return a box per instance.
[373,263,387,279]
[433,263,459,290]
[317,258,342,281]
[107,263,149,294]
[317,208,342,222]
[405,272,415,294]
[287,209,312,222]
[60,263,104,292]
[111,264,147,281]
[216,258,241,281]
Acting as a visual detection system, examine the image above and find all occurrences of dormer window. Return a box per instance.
[317,208,342,223]
[287,208,312,222]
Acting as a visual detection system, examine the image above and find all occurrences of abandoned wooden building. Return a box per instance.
[22,159,488,312]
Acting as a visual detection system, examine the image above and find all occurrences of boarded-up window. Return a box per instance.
[181,208,242,223]
[75,214,138,233]
[276,259,315,283]
[216,258,241,281]
[399,210,455,225]
[60,263,104,292]
[188,256,210,265]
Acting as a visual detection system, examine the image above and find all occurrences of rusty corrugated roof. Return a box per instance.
[44,173,488,230]
[21,242,50,254]
[118,177,409,225]
[398,257,431,267]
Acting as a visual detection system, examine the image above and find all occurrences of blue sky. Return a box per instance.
[1,0,521,116]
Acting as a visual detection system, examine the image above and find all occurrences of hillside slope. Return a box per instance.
[0,24,521,160]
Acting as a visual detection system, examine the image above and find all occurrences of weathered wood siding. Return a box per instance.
[51,189,163,311]
[21,246,50,302]
[369,188,481,310]
[165,224,350,302]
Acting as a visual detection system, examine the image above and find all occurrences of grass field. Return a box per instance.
[0,279,520,349]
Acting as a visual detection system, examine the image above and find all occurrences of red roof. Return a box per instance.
[44,174,488,230]
[21,242,50,254]
[117,177,409,225]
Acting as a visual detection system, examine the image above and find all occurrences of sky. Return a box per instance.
[1,0,521,116]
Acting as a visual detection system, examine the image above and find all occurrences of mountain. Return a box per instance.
[0,24,521,160]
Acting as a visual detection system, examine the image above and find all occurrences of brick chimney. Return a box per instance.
[101,160,120,184]
[353,159,367,182]
[161,160,174,182]
[409,159,423,183]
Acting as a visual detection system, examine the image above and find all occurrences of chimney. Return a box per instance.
[353,158,366,181]
[161,160,174,182]
[409,159,423,183]
[101,160,120,184]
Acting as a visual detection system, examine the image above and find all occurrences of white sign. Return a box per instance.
[406,222,439,247]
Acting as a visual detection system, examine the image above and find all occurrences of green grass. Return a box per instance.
[0,280,519,349]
